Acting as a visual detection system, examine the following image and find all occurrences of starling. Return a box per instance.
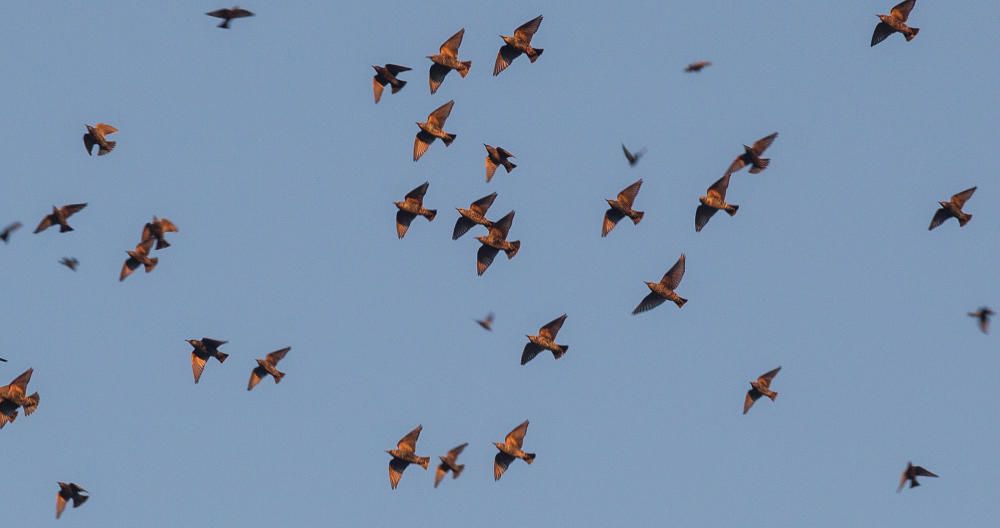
[476,312,495,331]
[372,64,411,104]
[34,203,87,234]
[726,132,778,175]
[743,366,781,415]
[521,314,568,365]
[206,6,254,28]
[395,182,437,239]
[82,123,117,156]
[929,187,975,230]
[494,15,544,76]
[493,420,535,480]
[55,482,89,520]
[475,210,520,276]
[119,239,158,282]
[603,179,644,237]
[632,254,687,314]
[898,461,938,492]
[247,346,290,390]
[872,0,919,47]
[434,442,468,488]
[621,144,646,167]
[428,29,471,94]
[141,216,178,250]
[968,307,994,334]
[186,338,230,384]
[454,192,497,240]
[0,368,40,430]
[695,172,738,232]
[685,61,712,73]
[0,222,21,243]
[484,144,517,182]
[59,257,79,271]
[413,100,457,161]
[386,424,430,489]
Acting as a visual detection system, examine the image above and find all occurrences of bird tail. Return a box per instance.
[553,345,568,359]
[910,480,920,488]
[273,370,285,383]
[99,141,116,155]
[59,224,74,233]
[75,495,90,507]
[631,211,645,225]
[906,28,919,41]
[458,61,472,77]
[423,209,437,221]
[768,391,778,401]
[145,257,158,272]
[218,19,230,29]
[215,351,229,363]
[23,393,40,415]
[391,80,407,93]
[156,239,171,250]
[959,213,972,226]
[505,241,521,259]
[726,204,739,216]
[527,48,543,62]
[452,464,465,478]
[673,296,688,308]
[503,160,517,173]
[442,133,457,146]
[523,452,536,464]
[749,158,769,173]
[418,456,431,470]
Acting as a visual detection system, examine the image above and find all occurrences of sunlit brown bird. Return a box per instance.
[475,210,520,276]
[372,64,411,104]
[726,132,778,175]
[493,420,535,481]
[494,15,544,76]
[59,257,79,271]
[633,254,687,314]
[247,346,290,390]
[968,307,994,334]
[622,144,646,167]
[603,179,644,237]
[56,482,89,520]
[186,338,230,384]
[82,123,117,156]
[395,182,437,239]
[386,424,430,489]
[206,6,254,29]
[414,100,457,161]
[34,203,87,234]
[454,192,497,240]
[695,172,738,232]
[743,366,781,414]
[872,0,919,47]
[484,144,517,182]
[929,187,975,230]
[0,222,21,243]
[685,60,712,73]
[434,442,468,488]
[522,314,568,365]
[141,216,178,249]
[119,239,157,282]
[0,368,40,430]
[898,461,938,492]
[476,312,495,331]
[428,29,471,94]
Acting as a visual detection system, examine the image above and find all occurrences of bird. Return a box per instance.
[872,0,919,47]
[386,425,430,489]
[898,461,938,492]
[725,132,778,175]
[521,314,568,365]
[968,307,994,334]
[0,357,6,362]
[413,100,457,161]
[454,192,497,240]
[602,179,644,237]
[475,210,520,276]
[685,61,712,73]
[394,182,436,239]
[427,29,471,94]
[476,312,495,331]
[621,144,646,167]
[206,6,254,29]
[186,338,230,384]
[484,145,517,182]
[0,368,40,430]
[55,482,89,520]
[59,257,79,271]
[493,420,536,480]
[494,15,544,76]
[247,346,290,390]
[434,442,468,488]
[0,222,22,243]
[632,254,687,314]
[82,123,117,156]
[695,172,738,232]
[141,216,178,250]
[743,366,781,414]
[929,187,976,230]
[119,239,157,282]
[34,203,87,234]
[372,64,411,104]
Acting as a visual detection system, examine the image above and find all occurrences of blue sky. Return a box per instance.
[1,1,998,525]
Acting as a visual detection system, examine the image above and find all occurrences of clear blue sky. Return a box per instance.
[2,1,998,525]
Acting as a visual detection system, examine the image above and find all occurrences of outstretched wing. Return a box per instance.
[751,132,778,155]
[708,172,732,199]
[928,207,950,231]
[494,45,521,76]
[471,192,498,215]
[429,63,450,94]
[891,0,916,21]
[617,179,643,207]
[759,366,782,382]
[913,465,938,478]
[397,424,423,451]
[453,217,476,240]
[494,452,515,480]
[477,245,500,276]
[950,187,976,208]
[632,292,666,315]
[389,458,409,489]
[539,314,567,339]
[514,15,543,41]
[521,342,543,365]
[743,388,762,415]
[660,254,686,289]
[427,100,455,127]
[695,205,718,232]
[413,131,434,161]
[505,420,530,448]
[404,182,430,204]
[191,352,207,384]
[439,28,465,57]
[489,211,515,239]
[871,22,895,47]
[266,347,290,365]
[602,208,624,237]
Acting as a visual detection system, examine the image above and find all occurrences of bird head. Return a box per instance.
[493,442,505,450]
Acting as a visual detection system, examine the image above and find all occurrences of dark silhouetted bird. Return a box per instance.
[34,203,87,234]
[484,145,517,182]
[743,366,781,415]
[522,314,568,365]
[428,29,471,94]
[685,61,712,72]
[633,254,687,314]
[475,210,520,276]
[186,338,230,384]
[414,100,456,161]
[0,357,6,362]
[387,424,430,489]
[394,182,436,239]
[454,192,497,240]
[59,257,79,271]
[494,420,535,480]
[0,368,40,429]
[119,239,157,282]
[494,16,544,76]
[0,222,21,243]
[621,144,646,167]
[603,179,644,237]
[141,216,178,249]
[872,0,919,47]
[898,462,938,492]
[726,132,778,175]
[968,307,994,334]
[56,482,89,520]
[372,64,411,104]
[248,347,290,390]
[476,312,495,331]
[695,172,738,232]
[434,442,468,488]
[206,7,254,29]
[82,123,117,156]
[929,187,975,230]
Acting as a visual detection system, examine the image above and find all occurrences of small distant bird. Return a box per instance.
[484,145,517,182]
[743,366,781,415]
[434,442,468,488]
[394,182,437,239]
[603,179,644,237]
[59,257,79,271]
[414,100,457,161]
[386,424,430,490]
[475,210,520,276]
[428,29,472,94]
[372,64,411,104]
[476,312,495,331]
[247,346,290,391]
[0,357,6,362]
[454,192,498,240]
[0,368,40,430]
[56,482,89,520]
[633,253,687,314]
[34,204,87,234]
[0,222,22,243]
[493,420,535,481]
[968,307,994,334]
[872,0,919,47]
[82,123,117,156]
[206,6,254,29]
[621,144,646,167]
[521,314,568,365]
[898,461,938,492]
[119,239,157,282]
[929,187,976,230]
[141,216,178,249]
[494,15,544,76]
[685,61,712,73]
[186,338,230,384]
[695,172,738,232]
[726,132,778,176]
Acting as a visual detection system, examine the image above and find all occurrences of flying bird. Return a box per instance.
[621,144,646,167]
[82,123,117,156]
[476,312,495,331]
[633,254,687,314]
[59,257,79,271]
[372,64,411,104]
[454,192,497,240]
[386,424,430,489]
[685,61,712,73]
[413,100,457,161]
[141,216,178,249]
[726,132,778,175]
[56,482,89,520]
[206,7,254,29]
[434,442,468,488]
[0,222,22,243]
[743,366,781,415]
[872,0,919,47]
[929,187,975,230]
[898,461,938,492]
[119,239,157,282]
[522,314,568,365]
[602,179,644,237]
[484,145,517,182]
[475,210,520,276]
[493,420,535,480]
[247,346,290,390]
[0,368,40,429]
[968,307,994,334]
[186,338,230,384]
[494,15,544,76]
[394,182,437,239]
[0,357,6,362]
[34,203,87,234]
[695,172,738,232]
[428,29,471,94]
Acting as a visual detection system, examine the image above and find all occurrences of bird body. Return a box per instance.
[59,257,79,271]
[696,172,738,232]
[476,312,495,331]
[0,222,22,243]
[475,210,519,275]
[727,132,778,175]
[454,192,498,239]
[685,61,712,72]
[434,443,468,488]
[120,239,157,282]
[141,216,178,249]
[968,307,994,334]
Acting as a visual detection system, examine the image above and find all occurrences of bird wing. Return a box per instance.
[759,366,782,382]
[506,420,530,448]
[386,64,411,75]
[494,45,521,76]
[617,179,643,207]
[94,123,117,135]
[521,342,543,365]
[660,253,686,290]
[452,217,476,240]
[414,131,435,161]
[726,153,750,175]
[205,8,231,18]
[247,366,265,390]
[489,210,515,239]
[389,458,409,490]
[191,352,207,384]
[514,15,543,41]
[202,338,227,349]
[913,466,938,478]
[695,205,718,232]
[708,172,732,198]
[439,28,465,57]
[743,389,762,414]
[83,133,96,155]
[397,425,423,451]
[485,156,498,182]
[34,215,54,233]
[632,292,667,315]
[928,208,950,230]
[396,211,417,239]
[751,132,778,155]
[494,452,515,480]
[539,314,567,339]
[871,22,895,47]
[428,63,450,95]
[471,192,498,215]
[119,255,140,281]
[622,144,636,164]
[980,317,990,334]
[427,100,454,127]
[8,368,32,393]
[266,347,290,365]
[434,463,448,488]
[951,187,976,208]
[477,245,500,275]
[897,469,909,492]
[56,491,68,519]
[404,182,430,204]
[497,147,515,158]
[891,0,916,21]
[230,8,255,19]
[602,208,624,237]
[447,442,468,459]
